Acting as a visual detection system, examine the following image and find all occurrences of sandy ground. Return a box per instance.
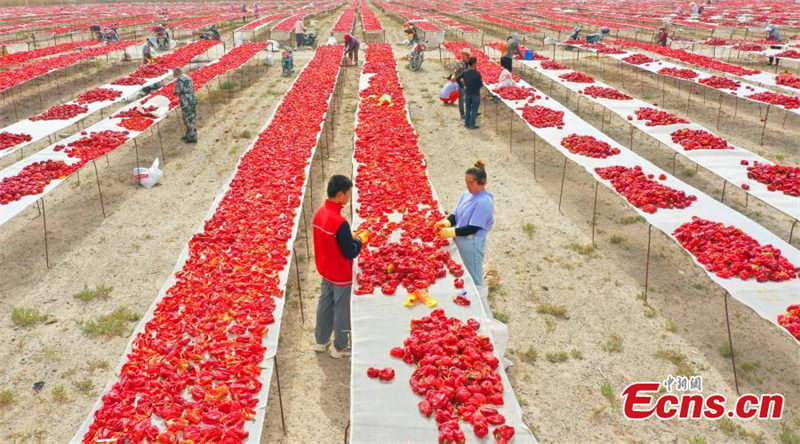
[1,4,799,444]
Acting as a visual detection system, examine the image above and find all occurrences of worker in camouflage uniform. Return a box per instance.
[172,68,197,144]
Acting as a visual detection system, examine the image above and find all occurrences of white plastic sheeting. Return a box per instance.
[71,49,342,444]
[0,44,242,228]
[515,56,800,222]
[348,46,536,444]
[558,42,800,116]
[0,43,223,160]
[448,45,800,345]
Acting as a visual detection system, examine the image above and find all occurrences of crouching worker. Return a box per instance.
[313,175,370,359]
[439,75,459,105]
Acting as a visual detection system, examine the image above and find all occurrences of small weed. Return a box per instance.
[88,360,110,372]
[73,284,113,302]
[544,317,556,333]
[522,223,536,239]
[609,235,626,244]
[60,365,79,378]
[73,379,94,395]
[565,243,597,257]
[644,309,656,318]
[665,320,678,333]
[82,306,140,338]
[682,168,696,177]
[619,215,645,225]
[536,303,568,318]
[718,417,765,441]
[692,283,706,290]
[688,436,707,444]
[520,347,538,364]
[545,351,568,363]
[495,312,509,323]
[0,389,14,406]
[600,380,613,398]
[238,129,252,139]
[780,428,800,444]
[656,348,695,376]
[739,361,759,372]
[718,343,734,358]
[219,80,236,90]
[52,385,69,403]
[43,346,61,361]
[570,348,583,359]
[635,292,646,301]
[11,307,48,327]
[602,333,623,353]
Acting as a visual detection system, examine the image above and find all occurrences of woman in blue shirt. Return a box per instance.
[436,160,495,287]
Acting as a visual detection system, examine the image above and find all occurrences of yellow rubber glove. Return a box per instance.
[354,231,370,246]
[434,219,451,230]
[438,227,456,239]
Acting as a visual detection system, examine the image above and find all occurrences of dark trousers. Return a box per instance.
[465,93,480,128]
[458,86,466,118]
[295,33,304,47]
[500,56,512,72]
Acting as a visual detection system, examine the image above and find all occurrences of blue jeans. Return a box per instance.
[454,235,486,287]
[465,92,480,128]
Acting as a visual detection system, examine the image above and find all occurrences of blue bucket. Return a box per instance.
[524,49,534,60]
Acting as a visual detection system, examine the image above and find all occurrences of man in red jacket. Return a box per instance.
[313,175,369,358]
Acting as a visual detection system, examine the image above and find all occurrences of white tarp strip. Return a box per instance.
[71,47,342,444]
[348,44,536,443]
[448,45,800,345]
[511,55,800,222]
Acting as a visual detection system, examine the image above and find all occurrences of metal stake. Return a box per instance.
[293,248,305,324]
[723,291,740,395]
[93,161,106,218]
[644,225,652,302]
[41,198,50,268]
[273,356,287,433]
[558,157,568,215]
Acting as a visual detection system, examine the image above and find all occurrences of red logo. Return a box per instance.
[621,377,783,420]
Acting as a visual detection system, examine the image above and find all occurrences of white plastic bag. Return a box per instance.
[266,40,281,52]
[133,158,163,188]
[498,69,517,88]
[143,95,171,117]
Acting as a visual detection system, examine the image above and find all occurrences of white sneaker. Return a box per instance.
[330,347,351,359]
[314,341,331,352]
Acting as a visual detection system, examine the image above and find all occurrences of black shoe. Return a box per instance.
[469,125,479,130]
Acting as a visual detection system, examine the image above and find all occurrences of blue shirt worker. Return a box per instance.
[436,160,495,288]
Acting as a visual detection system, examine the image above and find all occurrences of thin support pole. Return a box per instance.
[293,248,305,324]
[760,105,770,146]
[41,198,49,268]
[156,122,166,163]
[790,220,798,244]
[720,180,728,202]
[93,161,106,218]
[723,291,740,395]
[591,182,599,245]
[273,356,287,433]
[644,225,652,302]
[715,92,723,129]
[558,157,568,215]
[133,139,142,186]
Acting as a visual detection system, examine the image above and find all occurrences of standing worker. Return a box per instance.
[294,17,306,48]
[313,175,370,358]
[501,34,522,73]
[455,57,482,130]
[172,68,197,144]
[436,160,495,290]
[451,47,471,120]
[656,26,669,46]
[344,33,360,65]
